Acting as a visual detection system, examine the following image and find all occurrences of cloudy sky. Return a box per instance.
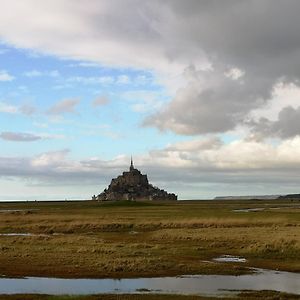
[1,0,300,200]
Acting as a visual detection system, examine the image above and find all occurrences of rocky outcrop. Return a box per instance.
[95,159,177,201]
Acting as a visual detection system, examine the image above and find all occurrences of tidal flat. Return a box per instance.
[0,199,300,298]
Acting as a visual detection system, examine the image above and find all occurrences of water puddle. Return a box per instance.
[0,209,39,213]
[0,209,23,212]
[233,208,265,212]
[213,255,246,263]
[269,206,300,210]
[0,269,299,296]
[0,233,35,236]
[129,231,139,235]
[0,233,55,237]
[233,206,300,212]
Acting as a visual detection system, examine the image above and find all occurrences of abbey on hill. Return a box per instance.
[94,158,177,201]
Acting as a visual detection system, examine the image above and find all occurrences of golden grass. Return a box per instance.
[0,199,300,278]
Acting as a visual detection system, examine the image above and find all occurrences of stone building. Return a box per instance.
[95,158,177,201]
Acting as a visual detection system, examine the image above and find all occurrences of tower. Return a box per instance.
[130,156,134,171]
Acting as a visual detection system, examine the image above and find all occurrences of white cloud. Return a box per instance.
[24,70,42,77]
[69,62,101,68]
[122,90,165,113]
[141,136,300,176]
[67,76,114,85]
[24,70,60,77]
[2,138,300,198]
[144,65,264,134]
[0,102,37,115]
[0,131,64,142]
[0,102,18,113]
[2,1,298,137]
[31,149,70,167]
[134,75,152,86]
[116,75,130,84]
[224,67,245,80]
[79,123,121,140]
[250,82,300,122]
[0,1,204,75]
[2,1,300,197]
[0,132,41,142]
[166,137,222,152]
[33,122,48,128]
[0,70,14,81]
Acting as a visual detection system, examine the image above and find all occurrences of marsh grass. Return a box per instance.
[0,199,299,278]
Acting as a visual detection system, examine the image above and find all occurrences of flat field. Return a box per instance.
[0,199,300,279]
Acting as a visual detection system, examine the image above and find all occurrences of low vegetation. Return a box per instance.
[0,199,300,279]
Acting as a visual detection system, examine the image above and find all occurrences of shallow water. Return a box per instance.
[0,233,51,237]
[0,233,37,236]
[0,209,21,212]
[0,269,299,296]
[0,209,39,213]
[213,255,246,263]
[269,206,300,210]
[233,208,265,212]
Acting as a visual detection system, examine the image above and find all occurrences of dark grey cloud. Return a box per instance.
[0,131,42,142]
[1,1,300,199]
[1,1,300,138]
[165,0,300,77]
[142,0,300,135]
[274,107,300,138]
[144,65,267,134]
[250,106,300,139]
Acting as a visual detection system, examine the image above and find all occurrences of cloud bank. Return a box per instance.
[1,1,300,139]
[1,1,300,197]
[2,136,300,198]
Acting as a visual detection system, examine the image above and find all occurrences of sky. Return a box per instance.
[1,0,300,200]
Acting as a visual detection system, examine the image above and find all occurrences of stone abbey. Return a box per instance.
[94,158,177,201]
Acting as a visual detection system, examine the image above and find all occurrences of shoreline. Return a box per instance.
[0,291,300,300]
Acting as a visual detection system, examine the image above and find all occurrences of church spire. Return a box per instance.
[130,156,134,171]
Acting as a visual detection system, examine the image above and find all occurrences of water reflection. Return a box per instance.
[0,269,299,296]
[233,208,265,212]
[213,255,246,263]
[0,233,41,236]
[0,209,39,213]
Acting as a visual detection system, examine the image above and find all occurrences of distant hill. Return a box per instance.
[214,195,281,200]
[277,194,300,199]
